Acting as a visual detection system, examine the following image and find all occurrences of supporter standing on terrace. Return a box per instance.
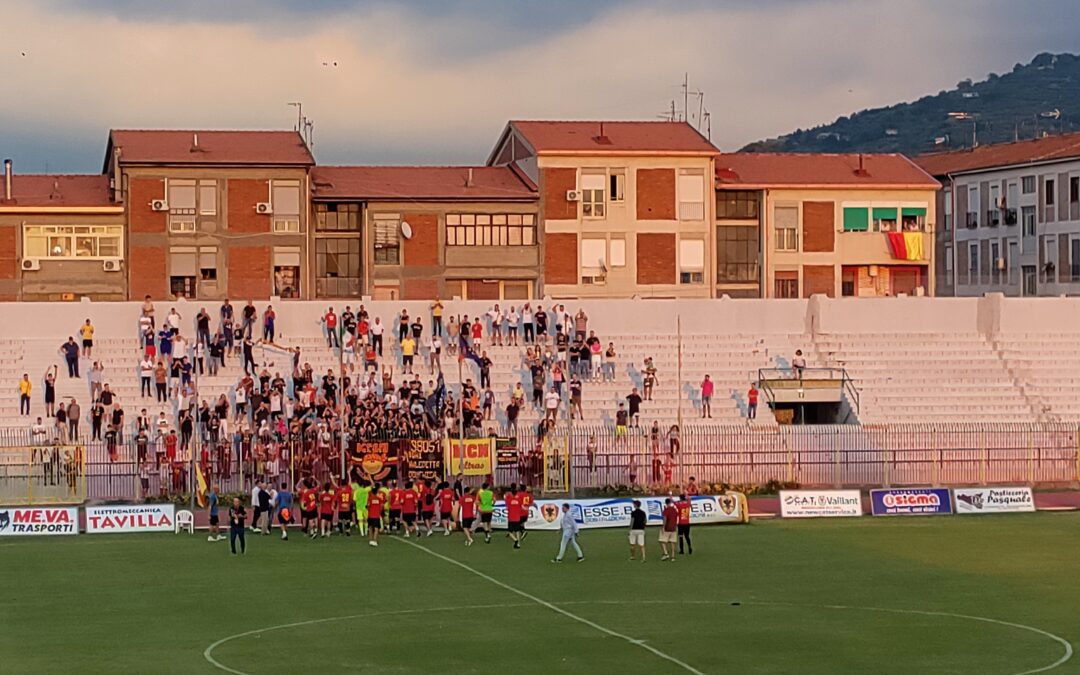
[701,375,713,418]
[60,337,79,378]
[322,306,338,348]
[370,317,384,357]
[747,383,759,420]
[79,319,94,358]
[196,307,211,347]
[67,398,80,441]
[141,295,156,329]
[642,358,658,401]
[19,373,31,416]
[626,387,643,428]
[522,304,534,344]
[507,306,520,346]
[398,308,410,343]
[604,342,617,381]
[431,299,443,337]
[262,305,276,343]
[241,301,256,340]
[43,366,57,417]
[139,354,154,398]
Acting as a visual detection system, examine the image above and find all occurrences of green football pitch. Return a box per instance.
[1,514,1077,674]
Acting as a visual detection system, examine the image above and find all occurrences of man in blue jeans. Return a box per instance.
[551,503,584,563]
[60,338,80,378]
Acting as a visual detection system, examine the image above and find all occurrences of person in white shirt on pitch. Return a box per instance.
[551,503,584,563]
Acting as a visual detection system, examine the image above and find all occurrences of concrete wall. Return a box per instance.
[4,293,1076,341]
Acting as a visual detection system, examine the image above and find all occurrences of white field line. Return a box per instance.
[394,536,706,675]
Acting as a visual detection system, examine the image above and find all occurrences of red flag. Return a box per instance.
[886,232,907,259]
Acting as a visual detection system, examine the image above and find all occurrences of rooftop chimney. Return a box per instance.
[465,168,475,188]
[191,132,200,152]
[854,153,870,177]
[3,159,11,202]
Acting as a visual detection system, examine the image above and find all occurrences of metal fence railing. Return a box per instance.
[1,422,1076,504]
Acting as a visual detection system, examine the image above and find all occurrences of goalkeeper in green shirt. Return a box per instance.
[477,482,495,544]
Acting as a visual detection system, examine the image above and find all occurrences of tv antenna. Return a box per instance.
[288,102,315,147]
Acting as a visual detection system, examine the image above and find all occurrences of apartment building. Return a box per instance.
[487,121,717,298]
[715,154,939,298]
[0,161,126,300]
[917,133,1080,297]
[104,130,315,301]
[310,166,538,300]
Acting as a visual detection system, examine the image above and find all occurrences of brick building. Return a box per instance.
[715,153,939,297]
[0,161,126,300]
[488,121,717,298]
[310,165,538,300]
[104,130,314,301]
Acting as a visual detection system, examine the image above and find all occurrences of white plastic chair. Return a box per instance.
[175,509,194,534]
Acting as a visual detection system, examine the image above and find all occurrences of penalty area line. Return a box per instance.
[394,536,705,675]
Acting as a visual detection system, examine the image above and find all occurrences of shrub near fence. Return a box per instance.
[1,422,1076,504]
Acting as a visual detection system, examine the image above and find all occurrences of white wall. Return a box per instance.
[8,293,1080,342]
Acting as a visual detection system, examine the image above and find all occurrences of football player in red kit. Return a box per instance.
[318,481,337,538]
[437,481,456,536]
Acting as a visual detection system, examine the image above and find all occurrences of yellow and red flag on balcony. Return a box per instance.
[886,232,924,261]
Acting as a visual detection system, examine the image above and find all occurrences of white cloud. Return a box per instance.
[0,0,1068,169]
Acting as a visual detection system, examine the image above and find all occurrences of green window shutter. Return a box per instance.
[872,207,898,220]
[901,207,927,217]
[843,207,869,231]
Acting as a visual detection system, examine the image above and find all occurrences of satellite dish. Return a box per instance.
[400,221,413,240]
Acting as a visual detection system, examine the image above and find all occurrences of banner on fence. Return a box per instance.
[489,494,747,530]
[870,488,952,516]
[85,504,176,533]
[404,440,444,481]
[443,438,493,476]
[495,438,518,467]
[953,487,1035,514]
[350,441,397,482]
[779,490,862,518]
[0,506,79,535]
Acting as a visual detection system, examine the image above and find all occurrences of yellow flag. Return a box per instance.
[195,464,208,508]
[903,232,923,261]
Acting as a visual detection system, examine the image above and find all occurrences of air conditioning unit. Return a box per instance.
[565,190,581,202]
[103,259,122,272]
[256,202,273,214]
[996,257,1006,270]
[21,259,40,271]
[151,199,168,211]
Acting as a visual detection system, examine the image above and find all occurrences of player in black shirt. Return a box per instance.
[229,497,247,555]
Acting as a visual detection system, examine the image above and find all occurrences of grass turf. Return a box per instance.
[0,513,1077,674]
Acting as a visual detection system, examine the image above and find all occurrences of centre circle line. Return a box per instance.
[203,603,531,675]
[394,535,706,675]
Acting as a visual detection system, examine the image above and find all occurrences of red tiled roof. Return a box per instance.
[311,166,536,201]
[715,153,939,189]
[508,120,717,155]
[0,174,113,207]
[107,130,314,167]
[915,132,1080,176]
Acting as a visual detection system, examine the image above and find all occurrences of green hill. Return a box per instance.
[742,52,1080,155]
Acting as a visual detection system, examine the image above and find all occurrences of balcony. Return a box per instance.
[986,209,1000,227]
[1003,207,1018,226]
[965,212,979,228]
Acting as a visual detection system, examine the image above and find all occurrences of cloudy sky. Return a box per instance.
[1,0,1078,172]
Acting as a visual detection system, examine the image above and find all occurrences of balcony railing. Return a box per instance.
[986,209,1000,227]
[1003,207,1018,226]
[966,212,979,228]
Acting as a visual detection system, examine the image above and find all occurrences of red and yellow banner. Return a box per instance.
[443,438,493,476]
